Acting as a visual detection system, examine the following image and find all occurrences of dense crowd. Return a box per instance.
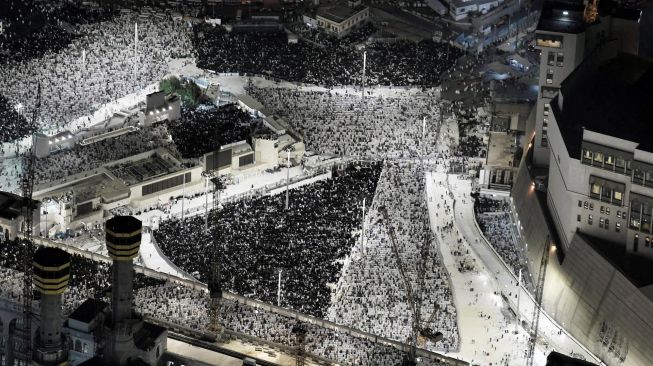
[249,86,440,159]
[0,95,36,144]
[155,162,382,317]
[194,24,462,87]
[135,282,451,366]
[328,161,459,352]
[0,8,193,139]
[474,196,533,291]
[0,238,163,314]
[31,125,173,184]
[168,104,261,159]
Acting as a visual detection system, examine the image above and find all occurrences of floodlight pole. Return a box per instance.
[277,269,283,307]
[361,198,366,258]
[362,50,367,100]
[285,151,290,210]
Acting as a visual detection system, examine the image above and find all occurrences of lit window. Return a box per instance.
[616,222,621,232]
[606,207,610,215]
[614,191,623,201]
[583,149,593,161]
[544,103,550,116]
[590,203,594,210]
[556,52,564,67]
[548,52,555,66]
[605,155,614,166]
[600,206,604,214]
[594,152,604,163]
[584,201,588,209]
[591,184,601,195]
[599,217,604,228]
[588,214,593,225]
[605,219,609,229]
[546,69,554,84]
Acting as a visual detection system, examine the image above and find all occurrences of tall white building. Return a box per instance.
[547,46,653,257]
[531,0,640,165]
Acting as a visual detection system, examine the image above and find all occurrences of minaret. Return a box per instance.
[33,247,71,366]
[105,215,142,365]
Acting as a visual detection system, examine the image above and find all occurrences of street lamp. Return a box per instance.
[202,170,216,232]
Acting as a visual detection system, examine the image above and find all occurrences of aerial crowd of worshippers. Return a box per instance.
[0,0,519,364]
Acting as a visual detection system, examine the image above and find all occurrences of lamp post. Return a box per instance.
[285,150,291,210]
[202,170,215,233]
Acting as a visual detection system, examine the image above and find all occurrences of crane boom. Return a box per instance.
[527,236,552,366]
[21,83,41,364]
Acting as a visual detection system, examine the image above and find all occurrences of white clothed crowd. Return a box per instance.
[249,86,441,159]
[0,10,192,136]
[135,282,450,366]
[474,197,533,292]
[328,161,459,353]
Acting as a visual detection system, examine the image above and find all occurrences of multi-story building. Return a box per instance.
[316,3,369,37]
[546,45,653,257]
[531,0,640,165]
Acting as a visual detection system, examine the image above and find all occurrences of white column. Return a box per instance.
[277,269,282,307]
[285,151,290,210]
[361,198,366,258]
[361,51,367,100]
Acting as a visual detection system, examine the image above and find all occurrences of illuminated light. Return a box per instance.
[54,138,59,142]
[551,244,557,253]
[528,142,532,149]
[530,182,536,191]
[563,10,569,15]
[169,106,173,111]
[48,141,52,145]
[149,111,154,115]
[68,135,73,139]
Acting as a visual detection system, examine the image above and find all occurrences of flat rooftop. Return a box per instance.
[537,1,592,34]
[0,191,26,220]
[554,52,653,157]
[317,5,367,23]
[69,298,108,324]
[108,152,183,186]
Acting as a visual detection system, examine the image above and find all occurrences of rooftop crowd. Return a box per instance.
[194,24,463,87]
[31,125,173,185]
[248,86,440,159]
[154,162,382,317]
[168,104,261,159]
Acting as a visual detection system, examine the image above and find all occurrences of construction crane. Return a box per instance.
[378,205,420,366]
[292,322,307,366]
[21,83,41,364]
[208,175,227,338]
[526,235,553,366]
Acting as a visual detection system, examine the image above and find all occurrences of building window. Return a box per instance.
[646,237,651,247]
[589,203,594,211]
[599,217,604,228]
[578,200,582,207]
[588,214,593,225]
[622,211,627,219]
[605,219,610,229]
[616,222,621,232]
[605,155,614,168]
[606,207,610,215]
[590,183,601,198]
[548,52,555,66]
[630,203,641,230]
[634,234,639,252]
[556,52,564,67]
[600,206,604,214]
[583,149,593,162]
[584,201,588,209]
[546,69,554,84]
[577,214,581,222]
[544,103,550,116]
[613,191,623,204]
